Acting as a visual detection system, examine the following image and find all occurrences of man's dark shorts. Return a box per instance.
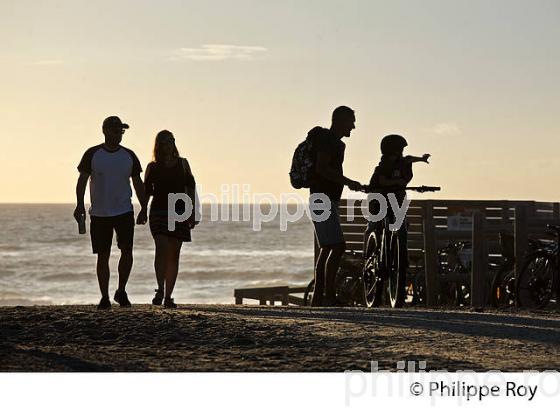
[310,199,345,248]
[90,212,134,254]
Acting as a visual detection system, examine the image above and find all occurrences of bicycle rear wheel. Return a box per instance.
[363,232,384,307]
[516,251,556,309]
[489,268,516,308]
[411,271,426,305]
[388,231,407,308]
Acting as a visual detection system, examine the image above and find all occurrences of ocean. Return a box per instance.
[0,204,314,305]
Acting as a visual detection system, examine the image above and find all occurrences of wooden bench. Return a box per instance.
[234,286,308,306]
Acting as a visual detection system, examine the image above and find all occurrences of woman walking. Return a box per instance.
[144,130,197,308]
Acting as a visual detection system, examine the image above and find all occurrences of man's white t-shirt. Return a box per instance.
[78,144,143,217]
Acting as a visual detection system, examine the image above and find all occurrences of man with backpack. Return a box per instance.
[290,106,362,306]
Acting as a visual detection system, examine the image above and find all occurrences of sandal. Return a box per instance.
[164,297,177,309]
[152,289,164,306]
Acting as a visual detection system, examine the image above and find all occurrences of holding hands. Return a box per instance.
[136,208,148,225]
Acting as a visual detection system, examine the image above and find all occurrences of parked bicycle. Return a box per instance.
[516,224,560,309]
[362,185,441,308]
[438,240,472,306]
[485,232,526,308]
[408,240,472,306]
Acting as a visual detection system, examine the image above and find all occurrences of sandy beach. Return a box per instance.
[1,304,559,372]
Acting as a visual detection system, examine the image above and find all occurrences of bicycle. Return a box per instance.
[362,185,441,308]
[516,224,560,309]
[407,240,472,306]
[438,240,472,306]
[489,233,547,308]
[406,255,425,305]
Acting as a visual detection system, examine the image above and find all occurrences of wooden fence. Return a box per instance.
[317,199,560,307]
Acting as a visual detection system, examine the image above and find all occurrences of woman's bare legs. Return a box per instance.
[164,236,183,300]
[153,234,168,293]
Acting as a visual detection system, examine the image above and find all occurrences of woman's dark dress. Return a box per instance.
[145,158,196,242]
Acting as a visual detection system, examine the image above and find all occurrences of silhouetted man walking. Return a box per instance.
[74,116,147,309]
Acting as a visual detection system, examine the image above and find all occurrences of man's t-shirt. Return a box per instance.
[309,127,346,201]
[77,144,142,217]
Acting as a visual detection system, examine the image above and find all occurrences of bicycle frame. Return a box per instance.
[362,185,440,308]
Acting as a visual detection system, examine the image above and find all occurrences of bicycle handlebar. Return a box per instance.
[405,185,441,193]
[361,185,441,194]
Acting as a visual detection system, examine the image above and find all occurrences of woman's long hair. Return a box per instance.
[152,130,180,163]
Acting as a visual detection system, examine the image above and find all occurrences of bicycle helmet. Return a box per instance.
[380,134,408,155]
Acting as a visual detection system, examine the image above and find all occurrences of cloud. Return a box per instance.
[170,44,267,61]
[430,122,461,136]
[32,60,64,66]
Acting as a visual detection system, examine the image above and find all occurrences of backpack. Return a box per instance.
[289,126,324,189]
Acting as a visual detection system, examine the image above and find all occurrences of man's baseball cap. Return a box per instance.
[102,116,129,129]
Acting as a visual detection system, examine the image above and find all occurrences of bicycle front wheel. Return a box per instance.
[388,231,407,308]
[516,251,556,309]
[363,232,384,307]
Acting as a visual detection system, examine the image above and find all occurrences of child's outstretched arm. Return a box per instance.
[404,154,430,164]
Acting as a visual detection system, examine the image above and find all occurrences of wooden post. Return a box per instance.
[235,297,242,305]
[514,205,528,283]
[501,200,510,225]
[471,211,487,308]
[423,201,438,306]
[313,227,319,268]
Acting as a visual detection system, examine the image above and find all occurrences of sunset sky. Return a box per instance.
[1,0,559,203]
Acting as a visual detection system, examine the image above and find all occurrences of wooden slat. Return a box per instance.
[287,295,305,306]
[535,202,555,210]
[527,218,560,228]
[340,212,424,220]
[431,208,507,218]
[234,286,289,299]
[340,224,368,233]
[471,211,487,308]
[427,200,517,208]
[408,223,424,233]
[514,206,528,283]
[423,202,438,306]
[343,232,365,241]
[288,287,308,294]
[339,216,368,224]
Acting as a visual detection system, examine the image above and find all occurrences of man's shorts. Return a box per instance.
[90,212,134,254]
[310,200,345,248]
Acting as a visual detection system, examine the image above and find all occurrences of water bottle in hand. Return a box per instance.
[78,213,86,234]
